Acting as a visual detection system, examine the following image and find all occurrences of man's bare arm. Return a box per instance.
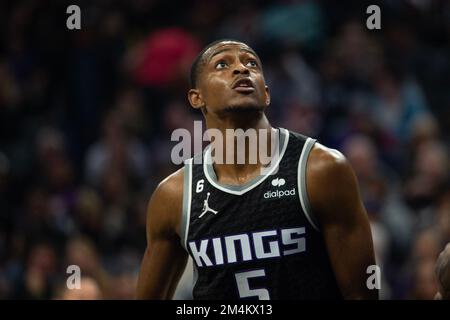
[307,144,378,299]
[136,169,188,299]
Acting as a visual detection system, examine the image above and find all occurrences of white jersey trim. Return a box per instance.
[202,128,290,196]
[180,158,193,250]
[297,137,320,231]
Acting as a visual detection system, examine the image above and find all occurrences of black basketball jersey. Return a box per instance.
[180,128,343,300]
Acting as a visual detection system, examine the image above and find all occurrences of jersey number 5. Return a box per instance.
[234,269,270,300]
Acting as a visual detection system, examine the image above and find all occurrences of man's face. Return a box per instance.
[191,41,270,114]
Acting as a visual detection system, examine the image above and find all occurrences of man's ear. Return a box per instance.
[264,85,271,106]
[188,89,205,110]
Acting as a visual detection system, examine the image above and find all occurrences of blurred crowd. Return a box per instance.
[0,0,449,299]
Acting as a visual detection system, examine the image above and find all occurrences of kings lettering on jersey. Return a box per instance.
[188,227,306,267]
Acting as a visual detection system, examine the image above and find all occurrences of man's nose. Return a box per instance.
[233,63,250,75]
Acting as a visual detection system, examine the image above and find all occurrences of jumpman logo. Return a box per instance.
[199,192,218,218]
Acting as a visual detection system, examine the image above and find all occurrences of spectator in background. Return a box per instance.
[35,127,77,238]
[74,187,104,243]
[14,243,58,299]
[124,28,200,133]
[343,134,394,299]
[371,62,432,160]
[55,277,102,300]
[84,110,148,188]
[410,258,439,299]
[404,140,449,213]
[435,187,450,245]
[64,236,110,297]
[408,228,441,299]
[125,28,200,89]
[108,272,137,300]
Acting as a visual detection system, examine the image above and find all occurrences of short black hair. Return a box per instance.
[189,39,257,89]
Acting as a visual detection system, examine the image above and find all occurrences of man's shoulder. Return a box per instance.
[308,142,348,176]
[306,142,355,196]
[147,167,186,236]
[283,128,349,174]
[306,142,361,216]
[154,166,185,201]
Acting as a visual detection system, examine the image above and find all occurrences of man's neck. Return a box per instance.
[204,111,277,185]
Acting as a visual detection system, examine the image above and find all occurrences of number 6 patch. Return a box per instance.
[196,179,204,193]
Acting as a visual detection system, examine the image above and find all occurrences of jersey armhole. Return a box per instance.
[180,158,193,250]
[297,138,320,232]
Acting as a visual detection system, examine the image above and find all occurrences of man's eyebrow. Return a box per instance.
[207,47,259,62]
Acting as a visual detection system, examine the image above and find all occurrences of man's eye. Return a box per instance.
[246,60,258,67]
[215,61,228,69]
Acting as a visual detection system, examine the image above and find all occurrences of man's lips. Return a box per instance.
[232,78,255,93]
[234,86,255,93]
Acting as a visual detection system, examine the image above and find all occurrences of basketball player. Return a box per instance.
[136,40,378,299]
